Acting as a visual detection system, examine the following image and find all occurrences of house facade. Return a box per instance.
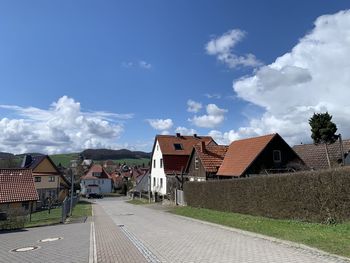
[150,133,215,198]
[80,164,112,195]
[21,155,69,204]
[0,169,38,229]
[186,142,228,181]
[217,133,306,178]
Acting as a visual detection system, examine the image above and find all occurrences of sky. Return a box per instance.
[1,0,350,154]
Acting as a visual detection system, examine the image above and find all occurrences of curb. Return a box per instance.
[171,213,350,263]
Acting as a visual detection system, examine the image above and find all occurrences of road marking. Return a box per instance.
[119,225,161,263]
[89,222,97,263]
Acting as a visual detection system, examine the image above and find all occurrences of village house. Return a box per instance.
[217,133,306,178]
[0,169,38,229]
[150,133,215,198]
[21,155,70,205]
[80,164,112,196]
[186,143,228,181]
[293,138,350,170]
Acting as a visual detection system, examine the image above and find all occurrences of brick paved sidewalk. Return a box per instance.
[93,204,148,263]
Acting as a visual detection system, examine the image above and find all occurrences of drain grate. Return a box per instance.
[11,246,40,253]
[39,237,63,243]
[118,225,161,263]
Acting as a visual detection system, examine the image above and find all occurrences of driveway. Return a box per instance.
[93,197,349,263]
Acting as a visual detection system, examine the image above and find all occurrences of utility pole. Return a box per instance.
[69,169,74,216]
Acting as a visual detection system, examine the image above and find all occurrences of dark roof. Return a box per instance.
[155,134,215,156]
[191,144,228,173]
[21,155,60,174]
[0,169,39,203]
[217,134,277,177]
[293,139,350,170]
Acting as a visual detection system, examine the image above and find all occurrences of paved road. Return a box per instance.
[94,197,349,263]
[0,221,90,263]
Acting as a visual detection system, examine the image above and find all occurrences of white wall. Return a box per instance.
[151,140,167,195]
[80,178,112,194]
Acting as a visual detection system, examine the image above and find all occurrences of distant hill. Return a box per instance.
[0,152,14,159]
[81,149,151,160]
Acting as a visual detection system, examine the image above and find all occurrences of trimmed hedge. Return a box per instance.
[184,168,350,223]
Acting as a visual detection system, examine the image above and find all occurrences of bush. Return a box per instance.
[184,168,350,223]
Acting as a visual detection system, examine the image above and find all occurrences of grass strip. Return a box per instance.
[171,206,350,258]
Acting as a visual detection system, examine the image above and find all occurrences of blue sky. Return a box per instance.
[1,1,350,154]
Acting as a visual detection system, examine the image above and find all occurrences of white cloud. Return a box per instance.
[175,126,197,136]
[147,118,173,131]
[138,60,152,69]
[189,104,227,128]
[187,100,202,113]
[204,93,221,99]
[230,10,350,145]
[0,96,132,154]
[206,29,262,68]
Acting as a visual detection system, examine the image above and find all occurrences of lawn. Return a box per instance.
[25,201,92,228]
[50,153,79,167]
[171,206,350,258]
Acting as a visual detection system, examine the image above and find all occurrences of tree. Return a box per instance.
[309,112,338,168]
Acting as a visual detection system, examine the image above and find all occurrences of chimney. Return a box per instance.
[200,141,206,153]
[176,133,181,137]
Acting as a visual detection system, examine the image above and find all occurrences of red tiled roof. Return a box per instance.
[156,135,215,155]
[217,134,276,177]
[293,139,350,170]
[194,144,228,173]
[0,169,39,203]
[81,164,111,180]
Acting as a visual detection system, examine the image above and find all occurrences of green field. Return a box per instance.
[172,206,350,258]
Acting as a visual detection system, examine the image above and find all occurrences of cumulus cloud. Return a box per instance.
[187,100,202,113]
[206,29,262,68]
[175,126,197,136]
[147,118,173,131]
[228,10,350,145]
[138,60,152,69]
[204,93,221,99]
[189,104,227,128]
[0,96,132,154]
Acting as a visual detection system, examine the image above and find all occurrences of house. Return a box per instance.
[80,164,112,196]
[217,133,305,178]
[150,133,215,198]
[293,138,350,170]
[186,142,228,181]
[21,155,69,204]
[0,169,38,228]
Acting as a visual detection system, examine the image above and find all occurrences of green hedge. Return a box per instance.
[184,168,350,223]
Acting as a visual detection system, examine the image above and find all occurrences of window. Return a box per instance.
[160,158,163,168]
[157,145,159,151]
[174,143,183,150]
[160,178,163,188]
[153,159,156,168]
[48,176,55,182]
[92,172,101,177]
[35,177,41,182]
[273,150,282,163]
[153,177,156,187]
[194,157,199,170]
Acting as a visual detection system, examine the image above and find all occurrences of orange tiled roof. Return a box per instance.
[0,169,39,203]
[194,144,228,173]
[81,164,111,180]
[156,134,214,155]
[217,134,276,177]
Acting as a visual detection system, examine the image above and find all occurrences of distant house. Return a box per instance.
[293,139,350,170]
[217,133,305,178]
[186,142,228,181]
[80,164,112,196]
[21,155,70,204]
[150,133,215,197]
[0,169,38,228]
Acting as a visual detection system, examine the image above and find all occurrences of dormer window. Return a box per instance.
[174,143,183,150]
[93,172,101,177]
[273,150,281,163]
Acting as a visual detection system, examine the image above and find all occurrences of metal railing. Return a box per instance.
[61,196,79,223]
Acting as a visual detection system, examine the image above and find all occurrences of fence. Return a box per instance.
[61,196,79,223]
[175,189,186,206]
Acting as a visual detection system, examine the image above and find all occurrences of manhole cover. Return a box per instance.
[11,246,39,252]
[118,224,125,227]
[39,237,63,243]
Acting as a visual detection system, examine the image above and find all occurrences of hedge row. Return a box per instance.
[184,168,350,223]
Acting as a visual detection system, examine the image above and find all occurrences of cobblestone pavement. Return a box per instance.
[96,197,349,263]
[0,222,90,263]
